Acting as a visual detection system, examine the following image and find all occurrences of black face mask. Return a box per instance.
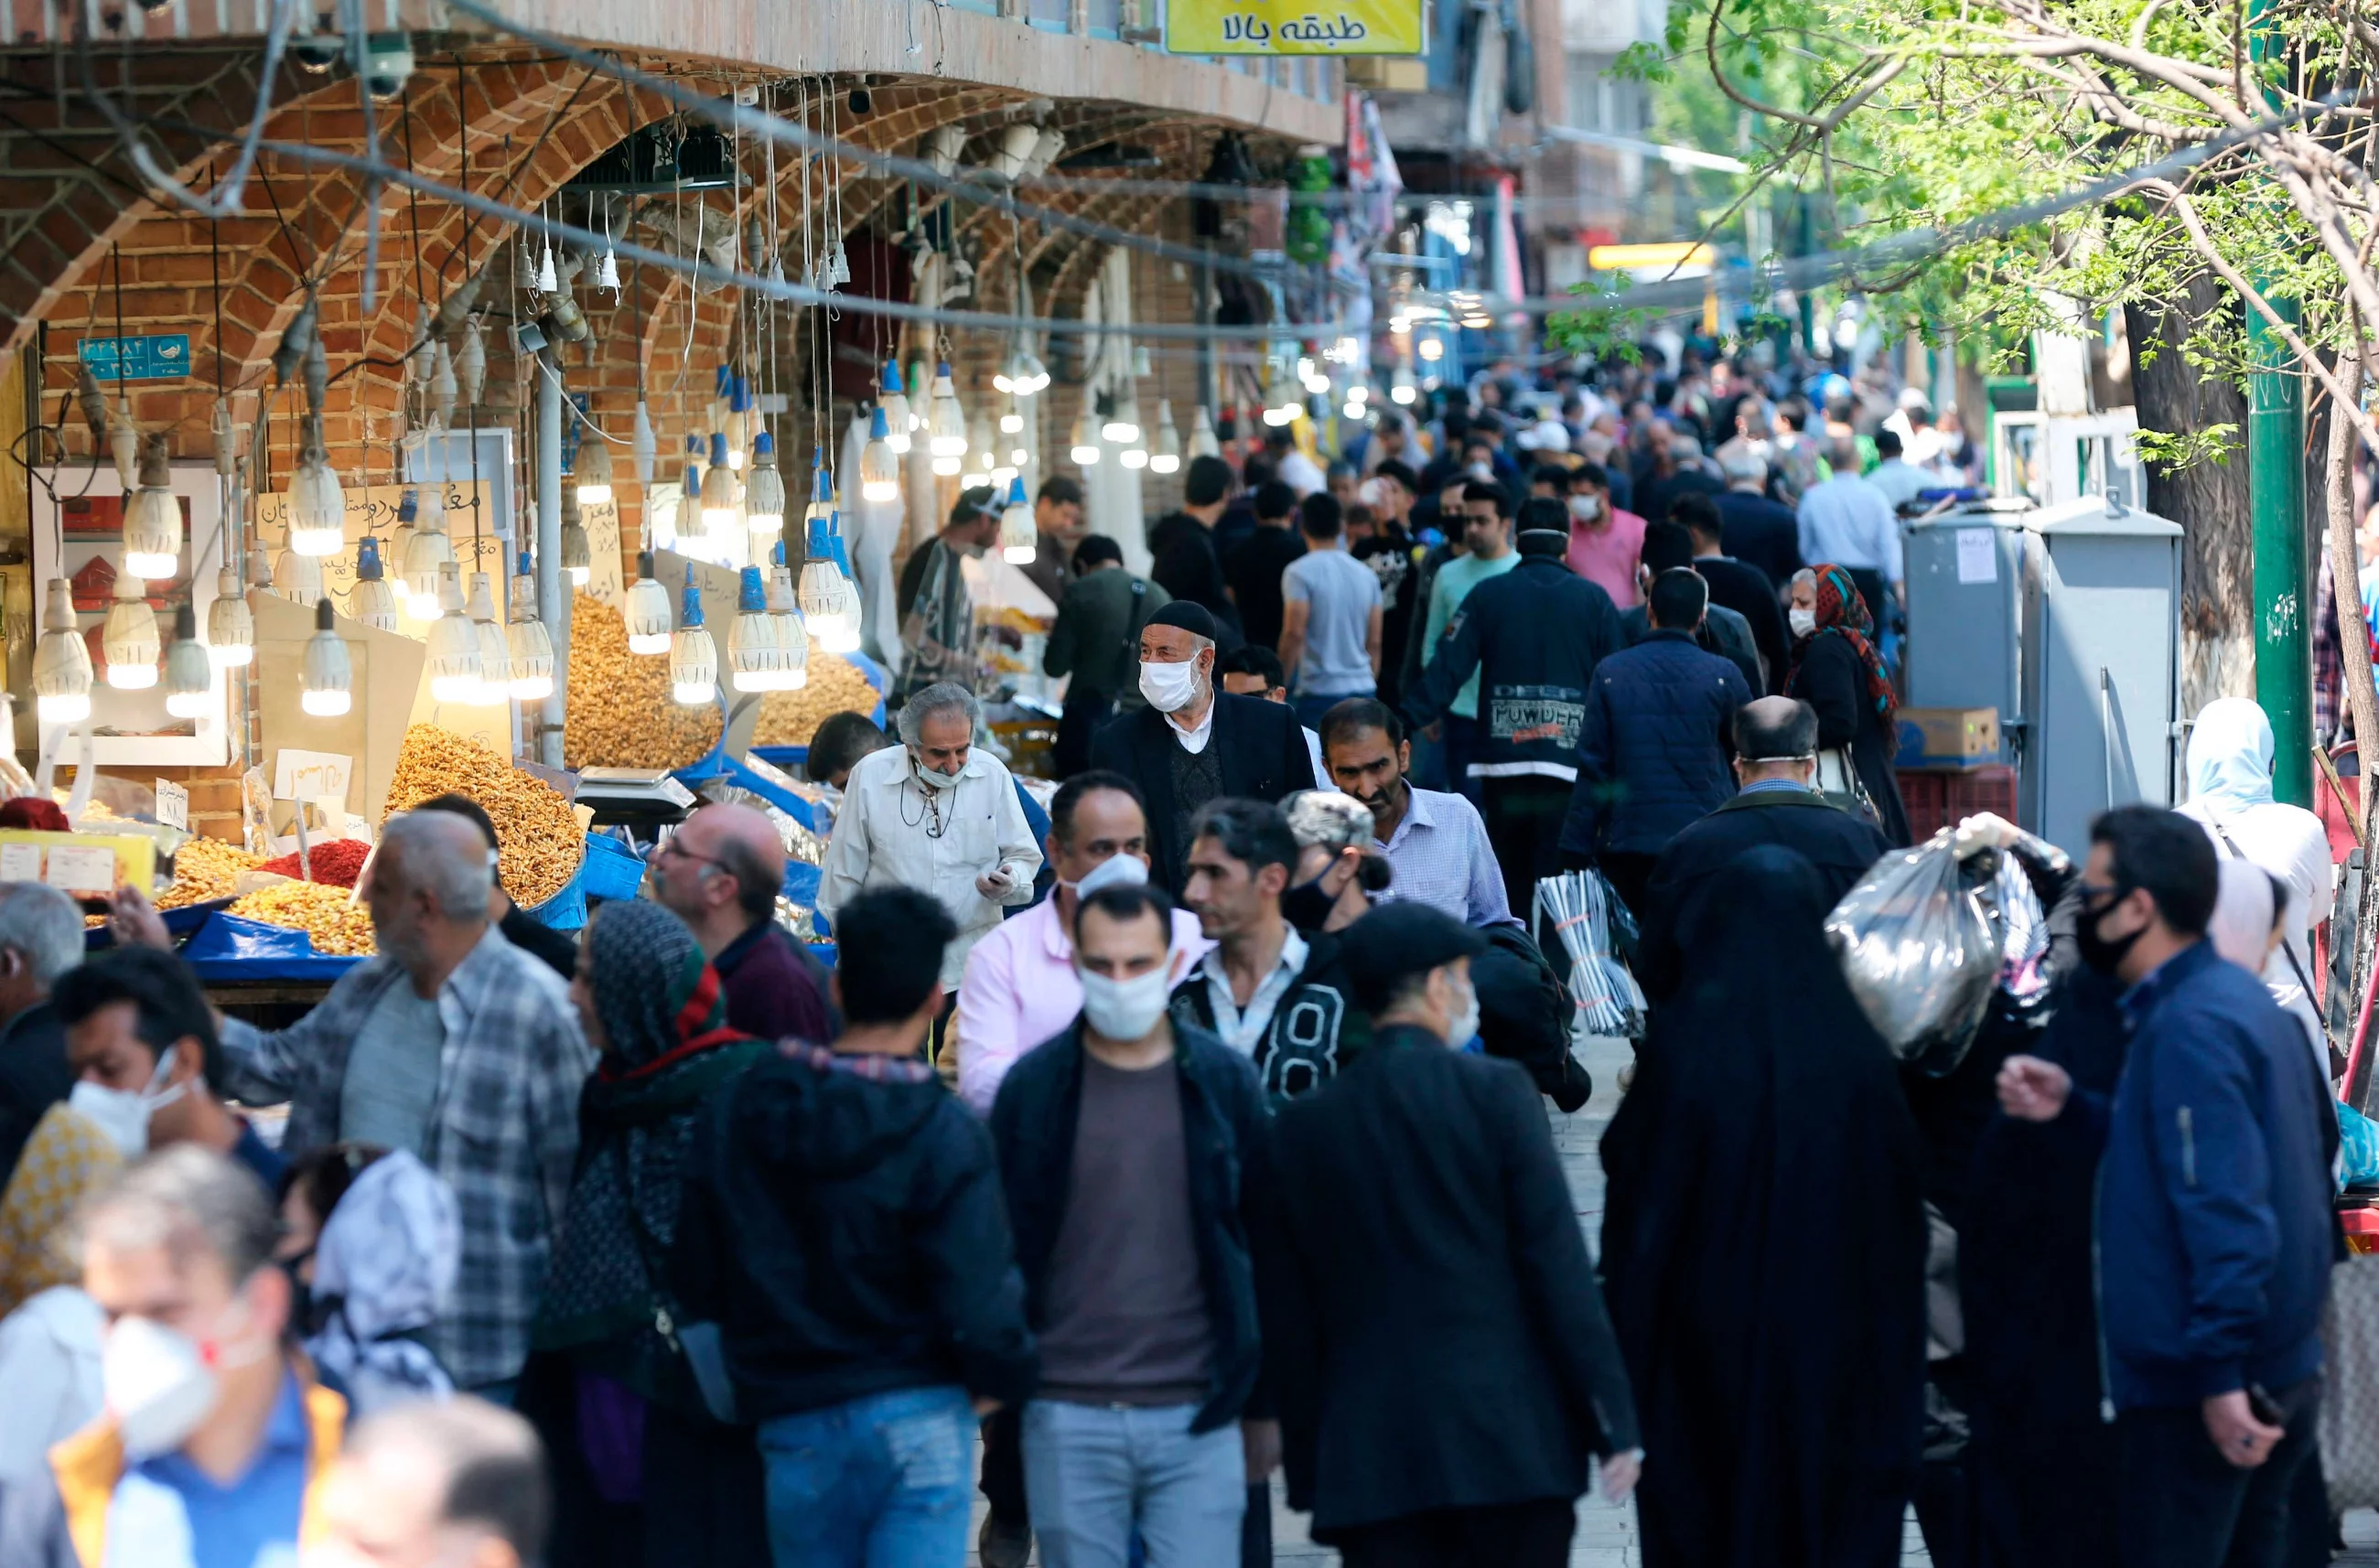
[2076,893,2146,975]
[1283,875,1337,932]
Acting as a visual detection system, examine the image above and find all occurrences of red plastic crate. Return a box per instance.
[1896,764,2018,843]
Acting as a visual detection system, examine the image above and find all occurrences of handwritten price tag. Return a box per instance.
[155,778,188,831]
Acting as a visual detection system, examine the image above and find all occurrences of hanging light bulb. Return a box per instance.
[927,362,967,458]
[206,568,253,669]
[534,239,558,294]
[597,243,620,293]
[431,341,458,428]
[799,516,862,655]
[425,564,483,702]
[745,432,787,533]
[670,567,718,705]
[1102,393,1141,446]
[725,380,752,468]
[1120,439,1149,472]
[626,552,674,655]
[1391,364,1418,405]
[467,572,511,706]
[33,579,92,725]
[458,317,488,405]
[700,433,740,541]
[296,597,351,717]
[401,480,454,608]
[803,460,837,530]
[507,551,555,702]
[560,491,593,588]
[998,477,1036,564]
[877,362,912,455]
[162,605,211,721]
[1070,413,1102,467]
[861,407,900,502]
[993,344,1050,397]
[121,435,183,578]
[273,547,323,608]
[289,417,346,555]
[102,571,160,691]
[728,565,780,693]
[631,400,658,486]
[349,535,401,631]
[575,426,614,505]
[768,543,809,692]
[1189,404,1222,459]
[1262,366,1301,427]
[999,398,1025,437]
[210,399,236,478]
[109,396,137,489]
[963,415,997,489]
[1150,402,1182,476]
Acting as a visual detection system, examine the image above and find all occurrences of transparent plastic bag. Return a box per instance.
[1534,870,1646,1040]
[1823,828,1999,1075]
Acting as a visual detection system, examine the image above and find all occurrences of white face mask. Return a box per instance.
[1466,460,1494,483]
[1139,657,1202,714]
[69,1049,187,1160]
[1789,607,1818,639]
[1567,494,1600,522]
[1079,965,1176,1042]
[1445,974,1481,1048]
[911,751,965,790]
[103,1290,268,1458]
[1066,853,1149,900]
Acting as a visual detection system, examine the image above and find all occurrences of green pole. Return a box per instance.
[2248,0,2312,807]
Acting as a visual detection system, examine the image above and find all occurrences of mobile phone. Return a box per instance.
[2246,1383,2288,1427]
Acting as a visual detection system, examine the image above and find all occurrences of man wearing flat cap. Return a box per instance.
[1091,600,1317,892]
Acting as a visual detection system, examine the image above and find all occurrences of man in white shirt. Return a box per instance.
[1863,428,1933,514]
[817,682,1042,1003]
[1795,435,1904,617]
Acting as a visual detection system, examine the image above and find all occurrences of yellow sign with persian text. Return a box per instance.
[1166,0,1425,54]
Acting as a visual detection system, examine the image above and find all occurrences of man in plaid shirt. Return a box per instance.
[212,811,592,1393]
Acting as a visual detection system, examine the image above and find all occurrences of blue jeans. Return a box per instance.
[759,1385,974,1568]
[1294,689,1371,731]
[1021,1401,1245,1568]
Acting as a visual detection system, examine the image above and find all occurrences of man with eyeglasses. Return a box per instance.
[649,800,833,1045]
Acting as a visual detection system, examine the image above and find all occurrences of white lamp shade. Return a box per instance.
[745,450,788,532]
[625,565,673,655]
[206,570,254,668]
[670,623,718,704]
[576,432,614,505]
[425,609,483,703]
[1070,414,1100,467]
[1188,405,1221,458]
[162,607,210,719]
[33,578,92,723]
[729,609,780,693]
[401,512,454,607]
[288,452,346,556]
[122,439,182,577]
[561,516,593,587]
[350,573,402,632]
[508,615,556,701]
[300,598,351,716]
[928,366,967,457]
[631,400,658,485]
[273,548,323,607]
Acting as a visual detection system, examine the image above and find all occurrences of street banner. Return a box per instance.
[1166,0,1426,55]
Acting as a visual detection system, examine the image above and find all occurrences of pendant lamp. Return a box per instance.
[877,363,912,455]
[299,597,352,716]
[799,515,862,655]
[699,434,740,541]
[998,477,1036,564]
[401,480,454,607]
[121,435,183,578]
[467,572,511,705]
[162,605,211,720]
[1102,393,1141,446]
[560,491,593,588]
[626,551,674,655]
[575,427,614,506]
[728,565,780,693]
[425,564,483,702]
[33,579,92,724]
[102,572,160,690]
[109,397,137,489]
[1150,402,1182,476]
[349,535,402,631]
[1188,405,1222,459]
[206,569,253,669]
[273,547,323,608]
[724,380,751,468]
[745,432,787,533]
[631,400,658,485]
[507,552,556,702]
[927,363,967,457]
[861,407,900,502]
[1070,413,1101,467]
[288,417,347,555]
[670,567,718,705]
[769,545,809,691]
[458,317,488,404]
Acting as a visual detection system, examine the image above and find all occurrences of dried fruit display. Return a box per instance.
[228,881,377,956]
[752,654,884,747]
[382,725,582,908]
[564,594,722,770]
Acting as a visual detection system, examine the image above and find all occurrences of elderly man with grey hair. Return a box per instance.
[819,681,1041,1008]
[0,880,88,1181]
[199,808,593,1398]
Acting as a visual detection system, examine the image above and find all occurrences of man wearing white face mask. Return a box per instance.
[1267,903,1642,1563]
[819,682,1042,1013]
[954,771,1209,1118]
[1091,601,1317,893]
[989,883,1276,1568]
[1,1145,349,1568]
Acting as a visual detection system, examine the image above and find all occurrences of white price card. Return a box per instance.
[45,843,117,894]
[343,814,375,845]
[0,843,40,883]
[1955,529,1997,585]
[155,779,188,831]
[274,749,354,804]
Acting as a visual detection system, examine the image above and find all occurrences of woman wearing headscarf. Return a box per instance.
[524,901,771,1568]
[302,1147,458,1417]
[1785,564,1911,846]
[2179,697,2335,1072]
[0,1104,122,1489]
[1600,846,1926,1568]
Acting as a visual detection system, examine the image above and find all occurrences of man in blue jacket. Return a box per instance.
[1998,804,2333,1568]
[1557,567,1752,918]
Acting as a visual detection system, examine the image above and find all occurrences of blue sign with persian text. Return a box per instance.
[78,334,191,381]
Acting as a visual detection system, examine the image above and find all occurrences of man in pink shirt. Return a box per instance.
[953,769,1208,1117]
[1565,462,1645,609]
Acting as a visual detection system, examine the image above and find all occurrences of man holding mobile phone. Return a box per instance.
[1997,806,2334,1568]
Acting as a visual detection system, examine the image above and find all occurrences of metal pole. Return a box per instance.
[536,346,567,768]
[2248,0,2311,806]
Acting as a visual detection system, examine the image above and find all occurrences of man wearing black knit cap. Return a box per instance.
[1266,902,1642,1564]
[1090,600,1317,891]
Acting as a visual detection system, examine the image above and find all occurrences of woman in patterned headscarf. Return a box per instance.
[0,1104,124,1488]
[524,900,770,1568]
[1786,564,1911,846]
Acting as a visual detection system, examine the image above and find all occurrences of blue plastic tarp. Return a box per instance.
[181,914,368,983]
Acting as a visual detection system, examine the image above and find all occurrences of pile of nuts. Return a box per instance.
[157,838,265,909]
[753,654,884,747]
[382,725,583,909]
[564,594,722,770]
[228,881,377,956]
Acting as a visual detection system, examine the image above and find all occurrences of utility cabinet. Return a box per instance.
[1902,507,2029,765]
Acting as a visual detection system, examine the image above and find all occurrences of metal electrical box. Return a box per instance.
[2018,496,2184,854]
[1902,505,2029,764]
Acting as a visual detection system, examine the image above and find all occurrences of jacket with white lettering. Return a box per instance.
[1407,552,1628,783]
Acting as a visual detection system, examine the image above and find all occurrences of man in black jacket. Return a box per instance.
[1409,498,1627,919]
[1715,448,1803,587]
[1633,696,1890,1002]
[1090,601,1318,892]
[1146,455,1244,645]
[1266,904,1640,1566]
[0,880,85,1184]
[1674,491,1791,695]
[674,886,1036,1564]
[991,881,1276,1568]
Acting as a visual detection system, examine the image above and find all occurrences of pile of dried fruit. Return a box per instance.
[256,838,371,887]
[753,654,884,747]
[564,594,722,770]
[157,838,265,909]
[228,881,376,956]
[382,725,582,908]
